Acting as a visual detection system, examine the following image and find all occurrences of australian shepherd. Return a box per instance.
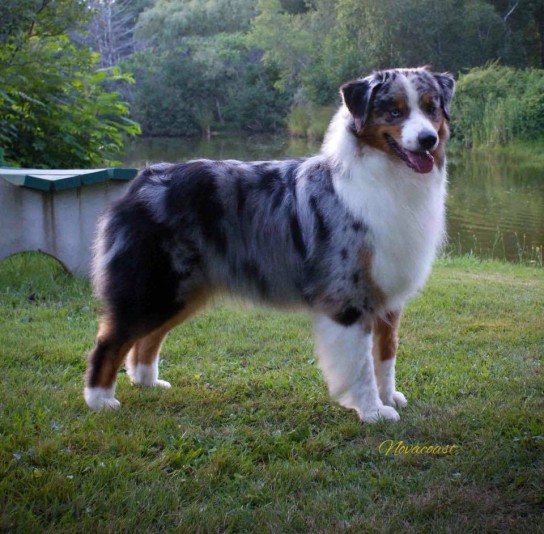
[85,67,455,423]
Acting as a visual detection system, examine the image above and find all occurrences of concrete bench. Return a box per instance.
[0,168,138,276]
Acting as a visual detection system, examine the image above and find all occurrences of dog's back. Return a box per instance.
[92,156,380,316]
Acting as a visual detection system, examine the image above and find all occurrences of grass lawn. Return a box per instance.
[0,253,542,532]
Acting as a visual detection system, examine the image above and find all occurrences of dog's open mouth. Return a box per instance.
[385,134,434,174]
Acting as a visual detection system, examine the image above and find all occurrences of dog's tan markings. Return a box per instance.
[431,120,450,170]
[86,289,211,390]
[127,289,212,368]
[127,330,167,367]
[391,96,409,118]
[359,247,386,313]
[353,82,408,154]
[374,311,401,361]
[359,123,404,157]
[86,334,135,390]
[420,94,437,114]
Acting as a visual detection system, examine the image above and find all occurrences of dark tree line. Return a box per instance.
[89,0,543,136]
[1,0,543,167]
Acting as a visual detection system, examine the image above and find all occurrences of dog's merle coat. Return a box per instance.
[106,158,376,320]
[86,67,455,421]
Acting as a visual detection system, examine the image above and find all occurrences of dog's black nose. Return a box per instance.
[418,131,438,151]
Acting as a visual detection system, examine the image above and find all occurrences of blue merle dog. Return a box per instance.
[85,67,455,423]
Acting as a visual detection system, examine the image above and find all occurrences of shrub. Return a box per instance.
[287,104,335,140]
[125,34,289,137]
[0,1,140,168]
[452,65,544,147]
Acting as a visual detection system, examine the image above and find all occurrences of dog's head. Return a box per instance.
[340,67,455,173]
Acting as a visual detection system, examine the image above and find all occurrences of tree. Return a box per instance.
[248,0,542,108]
[124,0,287,136]
[0,0,140,167]
[77,0,153,68]
[135,0,258,42]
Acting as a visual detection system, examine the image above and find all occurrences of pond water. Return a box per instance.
[122,135,544,264]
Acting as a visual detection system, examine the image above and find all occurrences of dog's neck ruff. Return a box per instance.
[322,107,447,311]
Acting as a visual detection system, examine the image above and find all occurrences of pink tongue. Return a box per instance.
[406,150,434,174]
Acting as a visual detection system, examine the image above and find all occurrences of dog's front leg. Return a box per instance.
[373,311,408,409]
[314,314,400,422]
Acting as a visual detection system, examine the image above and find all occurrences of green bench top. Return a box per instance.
[0,167,138,192]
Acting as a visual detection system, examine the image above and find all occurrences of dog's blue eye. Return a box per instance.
[390,109,402,119]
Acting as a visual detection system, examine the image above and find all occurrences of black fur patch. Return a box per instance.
[290,214,306,259]
[285,162,299,201]
[333,305,363,327]
[309,195,330,242]
[193,176,226,254]
[242,260,269,297]
[168,162,227,255]
[101,197,184,340]
[236,177,248,214]
[169,237,202,279]
[256,165,282,194]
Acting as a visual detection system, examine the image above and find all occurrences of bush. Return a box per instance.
[125,34,289,137]
[287,104,335,140]
[452,66,544,147]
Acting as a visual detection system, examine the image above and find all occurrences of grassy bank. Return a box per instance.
[0,254,542,532]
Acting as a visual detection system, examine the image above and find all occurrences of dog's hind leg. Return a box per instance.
[84,290,210,410]
[126,290,211,389]
[84,317,138,410]
[126,329,172,389]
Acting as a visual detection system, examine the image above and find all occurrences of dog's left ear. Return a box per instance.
[434,72,455,121]
[340,76,381,133]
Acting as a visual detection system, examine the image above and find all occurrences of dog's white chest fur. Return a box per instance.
[334,149,447,311]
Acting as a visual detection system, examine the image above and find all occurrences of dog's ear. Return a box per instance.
[433,72,455,121]
[340,77,381,133]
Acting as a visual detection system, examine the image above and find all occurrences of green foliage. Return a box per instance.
[287,105,311,137]
[0,0,140,168]
[136,0,258,41]
[126,22,288,136]
[452,65,544,147]
[124,49,210,137]
[100,0,544,139]
[287,103,335,139]
[248,0,536,107]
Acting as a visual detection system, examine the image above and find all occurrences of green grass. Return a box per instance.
[1,253,543,532]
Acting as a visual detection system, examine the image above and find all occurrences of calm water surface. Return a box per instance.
[122,135,544,264]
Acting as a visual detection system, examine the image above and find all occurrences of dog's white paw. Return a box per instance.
[360,405,400,423]
[392,391,408,408]
[127,362,170,388]
[84,387,120,410]
[151,379,171,388]
[382,391,408,409]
